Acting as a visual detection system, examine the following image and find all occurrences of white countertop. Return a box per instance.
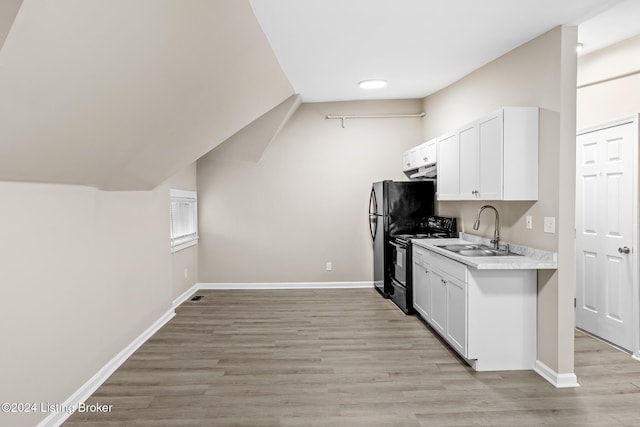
[411,235,557,270]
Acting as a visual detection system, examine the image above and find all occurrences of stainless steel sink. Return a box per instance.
[435,244,521,257]
[458,249,504,257]
[437,244,485,251]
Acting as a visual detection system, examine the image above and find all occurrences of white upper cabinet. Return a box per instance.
[416,138,437,168]
[476,111,503,200]
[436,107,538,201]
[402,148,416,171]
[458,122,479,199]
[435,132,459,197]
[402,138,437,172]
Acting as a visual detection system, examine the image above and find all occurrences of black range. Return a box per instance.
[389,216,458,313]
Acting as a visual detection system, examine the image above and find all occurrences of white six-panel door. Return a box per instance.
[576,120,636,352]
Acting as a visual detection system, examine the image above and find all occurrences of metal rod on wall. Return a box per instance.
[325,112,426,128]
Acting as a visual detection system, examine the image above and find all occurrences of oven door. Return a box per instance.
[389,239,407,286]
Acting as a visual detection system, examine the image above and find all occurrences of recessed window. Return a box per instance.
[170,189,198,253]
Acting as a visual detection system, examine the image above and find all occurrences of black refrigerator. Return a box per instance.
[368,180,436,297]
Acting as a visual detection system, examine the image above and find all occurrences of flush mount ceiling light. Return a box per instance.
[358,79,387,89]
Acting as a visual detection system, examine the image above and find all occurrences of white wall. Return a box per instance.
[0,165,196,427]
[197,99,423,283]
[422,26,578,376]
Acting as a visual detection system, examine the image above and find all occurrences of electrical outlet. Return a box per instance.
[544,217,556,233]
[326,262,332,271]
[184,268,188,279]
[526,215,532,229]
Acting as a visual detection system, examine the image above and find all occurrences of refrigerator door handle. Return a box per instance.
[369,214,378,241]
[369,187,378,216]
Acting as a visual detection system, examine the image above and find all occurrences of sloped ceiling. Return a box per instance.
[0,0,22,50]
[0,0,293,190]
[201,94,301,164]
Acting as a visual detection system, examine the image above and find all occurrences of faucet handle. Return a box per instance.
[496,242,509,253]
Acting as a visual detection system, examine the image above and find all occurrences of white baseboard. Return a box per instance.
[534,360,580,388]
[38,309,175,427]
[196,281,374,290]
[173,284,200,309]
[173,282,371,308]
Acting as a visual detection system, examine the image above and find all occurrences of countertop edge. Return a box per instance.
[411,237,558,270]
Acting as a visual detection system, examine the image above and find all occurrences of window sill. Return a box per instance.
[171,237,198,254]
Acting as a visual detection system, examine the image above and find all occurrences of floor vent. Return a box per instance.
[190,295,203,302]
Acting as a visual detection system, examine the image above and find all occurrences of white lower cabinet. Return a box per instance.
[412,250,431,322]
[413,245,536,371]
[428,268,447,337]
[445,276,467,356]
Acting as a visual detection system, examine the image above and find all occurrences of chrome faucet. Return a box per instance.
[473,205,500,249]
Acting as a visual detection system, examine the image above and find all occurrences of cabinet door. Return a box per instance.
[502,107,538,200]
[412,262,430,321]
[414,143,429,169]
[416,138,436,168]
[428,269,447,335]
[477,111,503,200]
[458,123,478,199]
[425,139,437,164]
[436,133,459,200]
[446,278,467,357]
[402,150,412,171]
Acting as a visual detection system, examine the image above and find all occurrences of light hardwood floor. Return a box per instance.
[65,289,640,426]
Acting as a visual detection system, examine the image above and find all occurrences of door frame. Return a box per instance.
[576,114,640,360]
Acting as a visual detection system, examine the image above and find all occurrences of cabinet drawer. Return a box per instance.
[413,246,429,266]
[429,251,467,283]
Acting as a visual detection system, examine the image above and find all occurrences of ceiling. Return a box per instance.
[577,0,640,55]
[250,0,640,102]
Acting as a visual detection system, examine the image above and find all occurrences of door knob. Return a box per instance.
[618,246,631,254]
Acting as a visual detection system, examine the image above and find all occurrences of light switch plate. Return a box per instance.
[544,217,556,233]
[526,216,532,229]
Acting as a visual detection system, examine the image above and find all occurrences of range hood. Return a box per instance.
[405,163,436,180]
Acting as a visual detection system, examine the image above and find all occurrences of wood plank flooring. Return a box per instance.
[65,289,640,426]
